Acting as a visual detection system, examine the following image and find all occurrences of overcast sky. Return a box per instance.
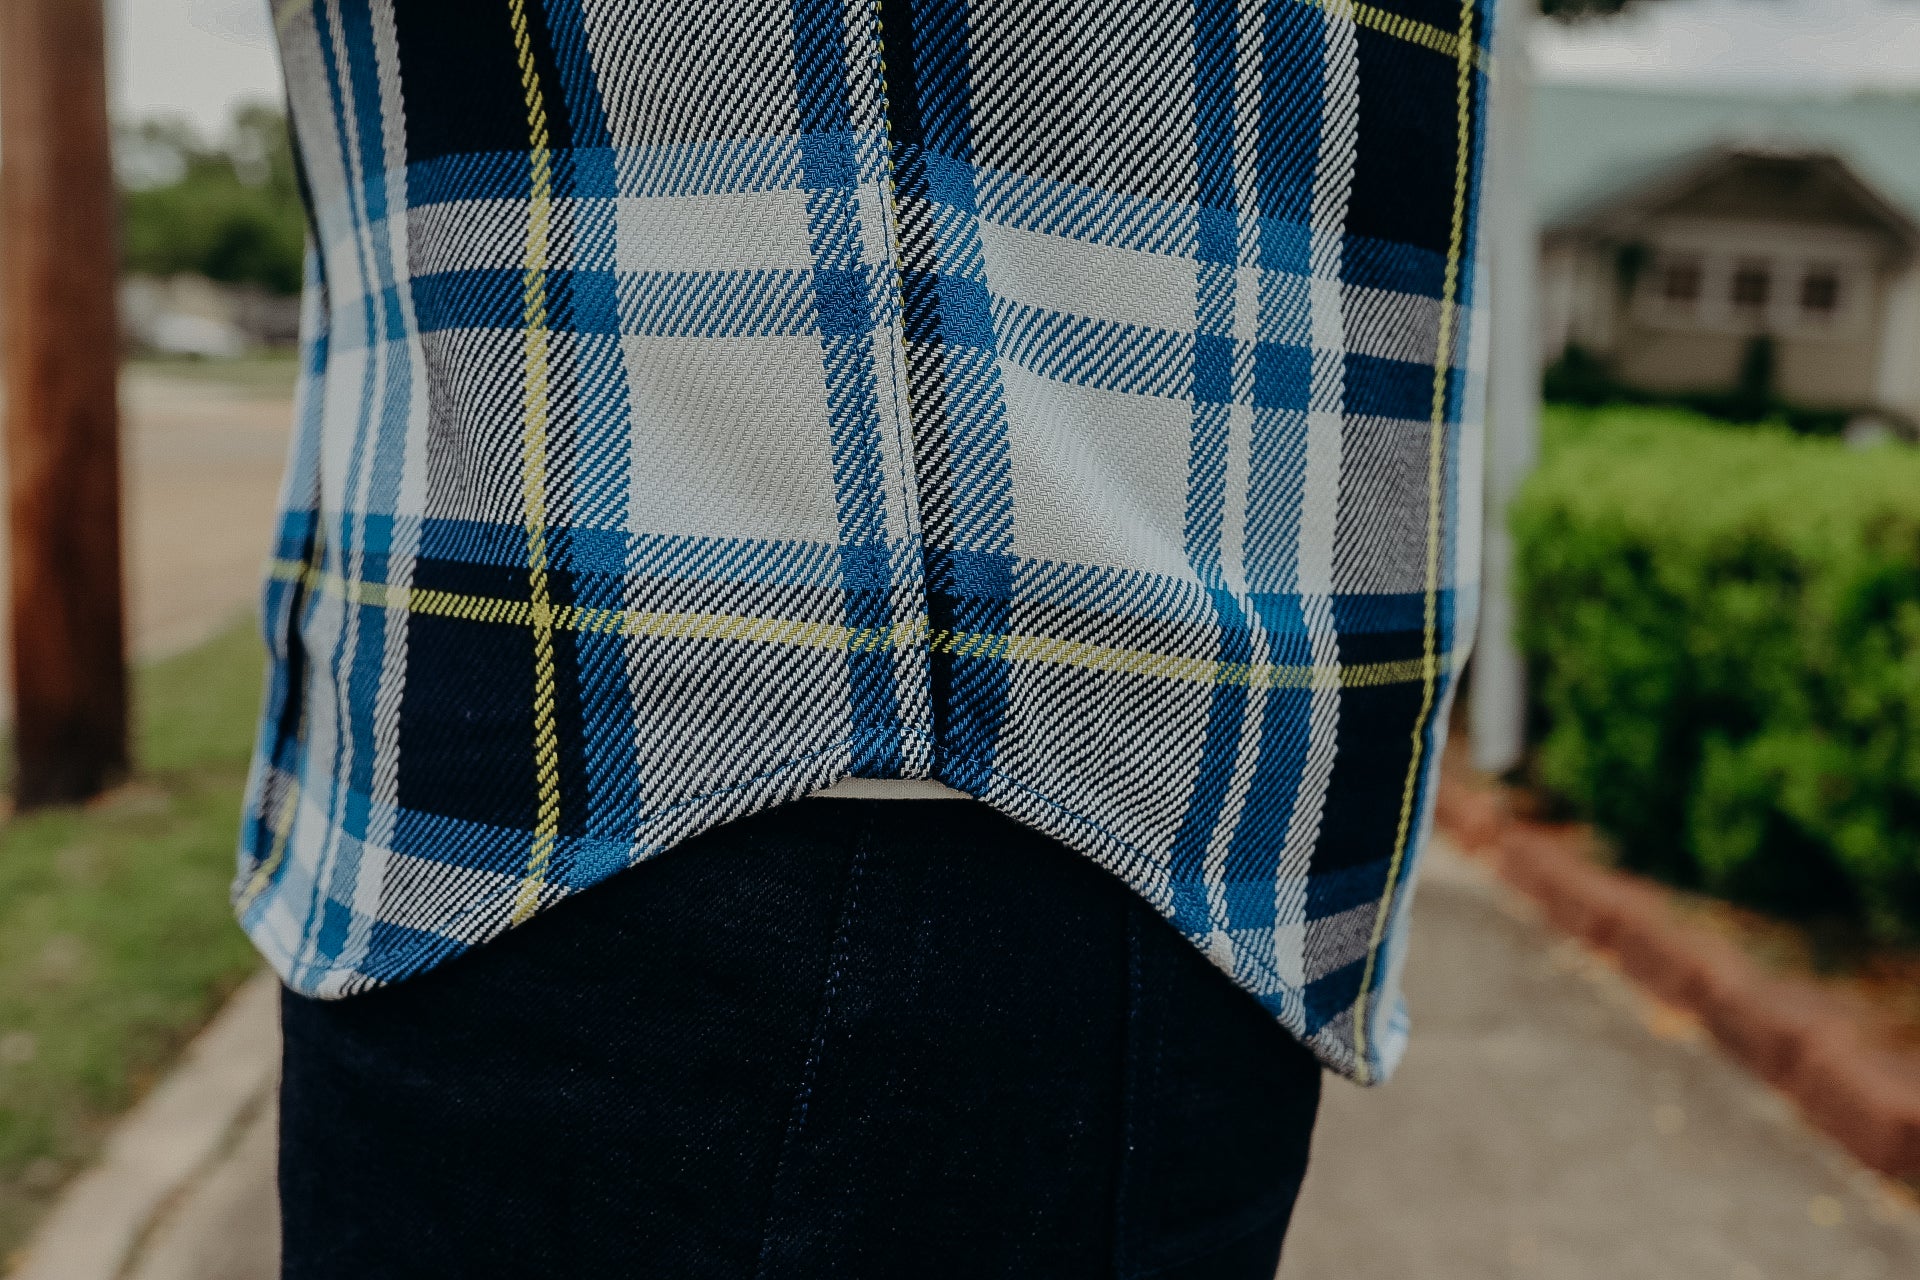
[1534,0,1920,93]
[113,0,281,137]
[115,0,1920,140]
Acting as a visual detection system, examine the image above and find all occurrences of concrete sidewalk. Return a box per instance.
[1283,848,1920,1279]
[36,837,1914,1280]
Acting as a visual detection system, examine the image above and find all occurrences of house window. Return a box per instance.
[1799,267,1842,321]
[1660,257,1703,309]
[1730,260,1771,316]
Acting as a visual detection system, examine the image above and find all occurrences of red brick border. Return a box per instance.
[1435,770,1920,1179]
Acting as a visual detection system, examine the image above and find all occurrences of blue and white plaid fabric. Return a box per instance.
[241,0,1491,1082]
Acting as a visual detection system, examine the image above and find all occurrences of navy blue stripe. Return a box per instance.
[1168,0,1253,937]
[1347,351,1453,421]
[537,0,644,851]
[298,0,402,984]
[1219,596,1315,927]
[888,0,1018,795]
[333,0,419,974]
[410,265,917,340]
[1303,955,1368,1035]
[792,0,906,776]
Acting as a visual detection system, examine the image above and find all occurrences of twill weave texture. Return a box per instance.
[240,0,1493,1082]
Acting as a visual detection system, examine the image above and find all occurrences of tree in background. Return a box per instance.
[1540,0,1647,15]
[119,104,305,297]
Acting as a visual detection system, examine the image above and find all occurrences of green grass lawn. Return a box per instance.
[0,623,265,1261]
[124,351,301,398]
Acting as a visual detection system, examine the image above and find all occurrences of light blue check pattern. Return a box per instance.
[239,0,1492,1082]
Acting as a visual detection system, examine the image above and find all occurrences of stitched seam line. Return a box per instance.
[1349,0,1478,1084]
[868,0,923,554]
[751,812,872,1278]
[1119,929,1171,1279]
[1115,908,1147,1273]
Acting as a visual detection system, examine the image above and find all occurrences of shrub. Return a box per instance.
[1512,406,1920,939]
[120,106,306,296]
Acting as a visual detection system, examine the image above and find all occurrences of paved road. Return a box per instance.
[115,368,295,659]
[117,841,1920,1280]
[0,366,293,721]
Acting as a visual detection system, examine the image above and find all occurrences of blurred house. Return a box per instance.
[1536,85,1920,430]
[121,273,301,358]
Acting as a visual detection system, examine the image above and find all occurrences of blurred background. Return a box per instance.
[3,1,1920,1278]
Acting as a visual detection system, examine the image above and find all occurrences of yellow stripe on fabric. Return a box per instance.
[1349,0,1478,1083]
[271,0,307,36]
[1300,0,1490,72]
[507,0,561,928]
[272,558,1456,695]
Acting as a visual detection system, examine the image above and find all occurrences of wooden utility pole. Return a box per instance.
[0,0,130,805]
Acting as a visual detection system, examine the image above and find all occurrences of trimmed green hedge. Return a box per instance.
[1513,407,1920,939]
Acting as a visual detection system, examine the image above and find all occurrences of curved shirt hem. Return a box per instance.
[238,734,1415,1086]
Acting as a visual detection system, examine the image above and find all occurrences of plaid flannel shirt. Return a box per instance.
[241,0,1491,1083]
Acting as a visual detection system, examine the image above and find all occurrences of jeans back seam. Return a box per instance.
[1115,903,1169,1277]
[750,810,874,1279]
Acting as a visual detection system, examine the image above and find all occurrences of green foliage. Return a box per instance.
[120,105,307,296]
[1540,0,1651,16]
[1513,406,1920,939]
[0,624,264,1256]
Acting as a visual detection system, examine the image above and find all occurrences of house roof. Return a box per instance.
[1545,145,1920,250]
[1534,83,1920,230]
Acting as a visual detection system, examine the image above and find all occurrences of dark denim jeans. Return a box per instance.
[279,800,1322,1278]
